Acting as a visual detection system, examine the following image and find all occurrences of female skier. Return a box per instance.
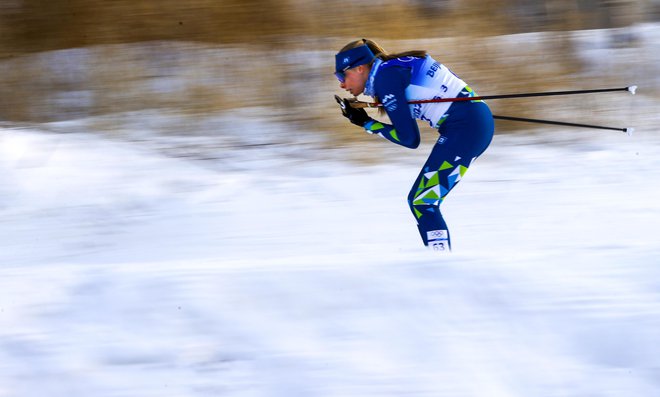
[334,39,494,251]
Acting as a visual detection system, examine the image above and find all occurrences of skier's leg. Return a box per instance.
[407,141,469,251]
[407,101,494,251]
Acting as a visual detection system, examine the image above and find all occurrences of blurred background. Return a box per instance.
[0,0,658,139]
[2,4,660,395]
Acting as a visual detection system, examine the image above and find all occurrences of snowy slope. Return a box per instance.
[1,110,660,396]
[2,20,660,397]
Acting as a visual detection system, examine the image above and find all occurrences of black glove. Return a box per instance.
[335,95,372,127]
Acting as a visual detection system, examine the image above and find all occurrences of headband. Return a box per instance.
[335,45,376,74]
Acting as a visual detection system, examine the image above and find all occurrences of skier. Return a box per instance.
[334,39,494,251]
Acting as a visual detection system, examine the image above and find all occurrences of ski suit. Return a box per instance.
[363,55,494,251]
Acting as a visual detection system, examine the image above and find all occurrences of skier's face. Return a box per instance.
[339,64,369,97]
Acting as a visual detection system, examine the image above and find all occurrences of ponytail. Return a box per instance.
[337,39,427,112]
[338,39,427,64]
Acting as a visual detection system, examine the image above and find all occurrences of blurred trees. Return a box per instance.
[1,0,657,57]
[0,0,656,123]
[0,0,295,54]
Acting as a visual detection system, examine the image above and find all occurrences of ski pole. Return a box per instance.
[493,115,634,136]
[348,85,637,108]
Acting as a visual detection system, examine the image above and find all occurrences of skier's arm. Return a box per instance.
[366,66,420,149]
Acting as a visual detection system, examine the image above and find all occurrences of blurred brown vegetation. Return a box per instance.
[0,0,657,126]
[2,0,656,56]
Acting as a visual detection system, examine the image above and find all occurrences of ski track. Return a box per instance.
[1,115,660,396]
[2,22,660,397]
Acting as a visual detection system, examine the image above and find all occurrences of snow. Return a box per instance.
[2,22,660,397]
[1,109,660,397]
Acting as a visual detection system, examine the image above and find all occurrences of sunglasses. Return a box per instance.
[334,65,351,83]
[334,43,375,83]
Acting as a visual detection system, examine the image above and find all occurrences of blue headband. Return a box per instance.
[334,45,375,75]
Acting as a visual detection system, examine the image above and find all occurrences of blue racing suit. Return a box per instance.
[363,55,494,251]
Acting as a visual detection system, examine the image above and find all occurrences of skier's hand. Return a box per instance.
[335,95,372,127]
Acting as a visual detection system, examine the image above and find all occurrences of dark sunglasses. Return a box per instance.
[334,43,375,83]
[334,66,351,83]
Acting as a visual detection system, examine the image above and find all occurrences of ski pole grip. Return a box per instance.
[628,85,637,95]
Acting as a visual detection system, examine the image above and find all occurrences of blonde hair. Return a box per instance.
[339,39,427,110]
[339,39,427,63]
